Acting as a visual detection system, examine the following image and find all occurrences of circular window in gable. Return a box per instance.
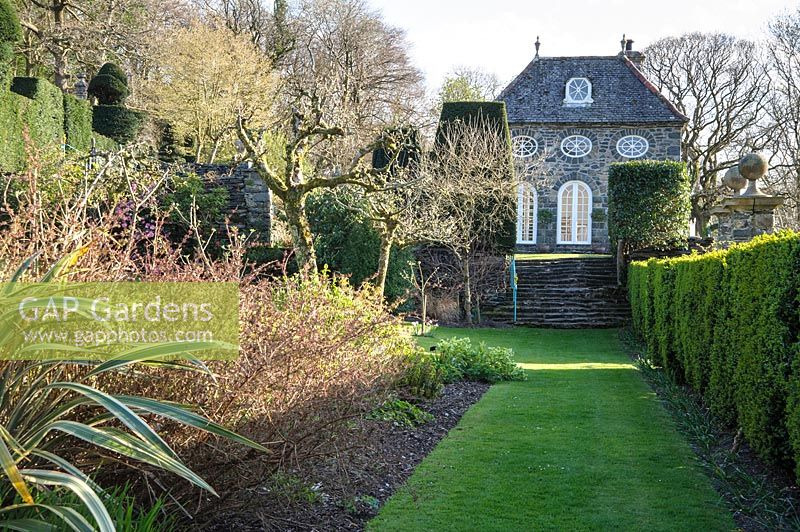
[560,135,592,158]
[617,135,649,158]
[512,135,538,158]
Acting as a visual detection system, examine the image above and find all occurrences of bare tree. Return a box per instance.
[418,118,517,324]
[192,0,294,62]
[17,0,186,90]
[642,33,772,233]
[765,9,800,228]
[283,0,425,166]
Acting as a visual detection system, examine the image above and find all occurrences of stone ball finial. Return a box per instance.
[722,166,747,194]
[738,152,768,197]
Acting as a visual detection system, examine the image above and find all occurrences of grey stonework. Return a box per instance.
[192,164,272,244]
[511,123,683,253]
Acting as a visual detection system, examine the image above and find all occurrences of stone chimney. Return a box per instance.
[619,37,645,67]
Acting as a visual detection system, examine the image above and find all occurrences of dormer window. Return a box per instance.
[564,77,593,106]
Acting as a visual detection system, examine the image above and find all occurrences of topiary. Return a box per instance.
[96,62,127,84]
[88,73,129,105]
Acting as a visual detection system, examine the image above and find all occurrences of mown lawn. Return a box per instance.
[369,328,735,531]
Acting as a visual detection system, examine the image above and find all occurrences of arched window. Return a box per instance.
[517,183,537,244]
[564,78,593,105]
[557,181,592,245]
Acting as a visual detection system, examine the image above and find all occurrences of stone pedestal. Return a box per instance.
[711,153,785,247]
[712,197,783,245]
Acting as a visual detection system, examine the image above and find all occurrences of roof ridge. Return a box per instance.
[618,55,689,122]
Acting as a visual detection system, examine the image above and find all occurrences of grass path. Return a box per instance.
[369,328,735,531]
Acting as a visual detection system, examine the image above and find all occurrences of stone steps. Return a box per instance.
[484,256,629,328]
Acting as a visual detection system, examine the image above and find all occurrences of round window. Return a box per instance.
[616,135,649,158]
[512,135,538,158]
[560,135,592,158]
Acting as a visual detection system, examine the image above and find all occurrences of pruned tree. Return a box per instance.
[642,33,772,233]
[144,20,277,163]
[418,117,517,324]
[236,92,396,272]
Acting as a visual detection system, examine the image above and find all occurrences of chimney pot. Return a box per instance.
[625,39,634,51]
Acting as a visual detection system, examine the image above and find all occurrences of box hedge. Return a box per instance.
[63,93,92,151]
[608,160,691,252]
[629,231,800,478]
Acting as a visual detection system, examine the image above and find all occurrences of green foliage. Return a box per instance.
[162,172,229,237]
[89,63,129,105]
[63,93,93,151]
[0,0,20,85]
[434,337,525,384]
[628,231,800,478]
[0,253,266,532]
[368,398,433,427]
[306,190,413,301]
[608,160,691,251]
[96,62,128,84]
[8,483,176,531]
[92,104,146,144]
[0,0,21,44]
[372,126,420,173]
[400,348,446,398]
[0,77,64,172]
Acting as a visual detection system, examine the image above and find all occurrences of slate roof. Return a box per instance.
[498,54,688,125]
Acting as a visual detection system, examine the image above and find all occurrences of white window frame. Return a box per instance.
[517,183,537,244]
[512,135,538,159]
[557,181,592,245]
[560,135,592,158]
[564,77,594,105]
[616,135,649,158]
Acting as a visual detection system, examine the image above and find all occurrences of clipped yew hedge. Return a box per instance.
[608,160,691,251]
[629,232,800,478]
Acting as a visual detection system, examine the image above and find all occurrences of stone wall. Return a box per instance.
[192,163,272,243]
[510,123,682,253]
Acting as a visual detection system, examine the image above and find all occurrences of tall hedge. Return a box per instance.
[435,101,515,253]
[0,0,21,85]
[63,93,92,151]
[629,231,800,478]
[608,160,691,251]
[0,77,64,172]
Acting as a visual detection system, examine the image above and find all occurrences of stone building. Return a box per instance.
[498,39,687,253]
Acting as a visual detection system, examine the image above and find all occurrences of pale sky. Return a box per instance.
[366,0,798,92]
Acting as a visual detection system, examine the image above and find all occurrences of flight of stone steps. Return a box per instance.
[484,257,630,328]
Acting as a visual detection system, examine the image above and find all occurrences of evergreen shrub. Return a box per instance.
[608,160,691,252]
[92,105,145,143]
[628,232,800,478]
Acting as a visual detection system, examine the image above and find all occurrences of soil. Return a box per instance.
[201,381,490,531]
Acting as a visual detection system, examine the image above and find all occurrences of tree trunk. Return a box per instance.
[52,4,68,91]
[283,190,317,272]
[375,223,397,299]
[208,138,222,164]
[461,256,472,325]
